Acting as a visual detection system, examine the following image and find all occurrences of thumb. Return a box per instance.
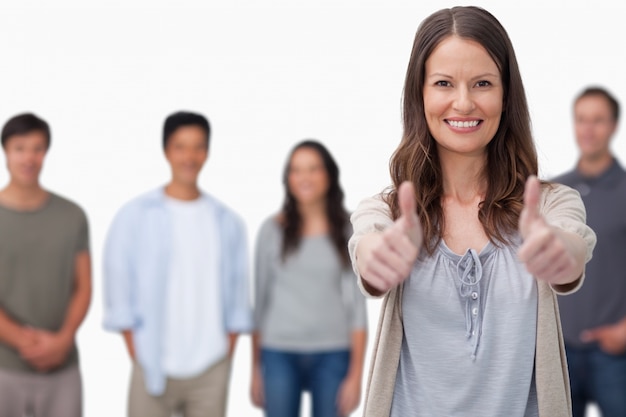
[397,181,421,246]
[398,181,417,225]
[520,175,542,237]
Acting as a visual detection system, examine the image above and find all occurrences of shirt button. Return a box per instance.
[471,292,478,300]
[472,307,478,316]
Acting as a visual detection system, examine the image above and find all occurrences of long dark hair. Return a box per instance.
[280,140,350,266]
[386,6,537,254]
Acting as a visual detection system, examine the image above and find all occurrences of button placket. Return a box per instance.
[456,249,484,360]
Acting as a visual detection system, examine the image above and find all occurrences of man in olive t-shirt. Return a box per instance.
[0,113,91,417]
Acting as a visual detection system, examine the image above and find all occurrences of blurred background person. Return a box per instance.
[103,111,252,417]
[251,140,367,417]
[553,87,626,417]
[0,113,91,417]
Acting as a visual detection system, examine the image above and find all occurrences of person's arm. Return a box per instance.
[348,195,394,297]
[0,309,36,350]
[223,212,254,336]
[352,183,422,296]
[250,332,264,407]
[337,329,367,416]
[122,329,135,360]
[250,219,276,408]
[20,250,92,371]
[102,204,138,359]
[60,250,92,342]
[518,177,596,291]
[228,333,238,358]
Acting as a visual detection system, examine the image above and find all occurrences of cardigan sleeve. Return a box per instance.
[348,194,394,298]
[540,183,597,295]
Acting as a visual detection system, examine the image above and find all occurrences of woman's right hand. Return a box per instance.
[250,365,264,408]
[355,181,422,294]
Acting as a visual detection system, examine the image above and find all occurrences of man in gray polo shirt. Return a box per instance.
[553,86,626,417]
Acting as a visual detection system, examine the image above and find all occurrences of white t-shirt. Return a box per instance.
[162,196,226,378]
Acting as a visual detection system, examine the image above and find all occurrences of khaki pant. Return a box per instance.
[128,357,231,417]
[0,364,82,417]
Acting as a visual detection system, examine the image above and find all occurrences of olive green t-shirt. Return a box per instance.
[0,192,89,373]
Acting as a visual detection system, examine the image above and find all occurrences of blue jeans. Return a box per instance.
[261,348,350,417]
[566,344,626,417]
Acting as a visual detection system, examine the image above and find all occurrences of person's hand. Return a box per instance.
[14,327,38,351]
[518,176,578,285]
[356,181,422,294]
[19,329,73,372]
[250,365,264,408]
[336,374,361,417]
[581,320,626,355]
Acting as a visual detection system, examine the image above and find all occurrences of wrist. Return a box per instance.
[360,276,385,297]
[9,326,29,349]
[345,368,362,382]
[58,327,75,346]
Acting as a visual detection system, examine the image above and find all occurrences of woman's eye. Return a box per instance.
[476,80,491,87]
[435,80,451,87]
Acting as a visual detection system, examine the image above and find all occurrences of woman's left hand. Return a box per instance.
[336,374,361,417]
[518,176,582,286]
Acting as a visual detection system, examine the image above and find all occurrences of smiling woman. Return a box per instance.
[349,6,596,417]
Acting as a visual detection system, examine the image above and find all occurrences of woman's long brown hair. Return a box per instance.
[280,140,350,266]
[386,6,538,254]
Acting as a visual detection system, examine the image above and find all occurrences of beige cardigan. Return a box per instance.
[348,184,596,417]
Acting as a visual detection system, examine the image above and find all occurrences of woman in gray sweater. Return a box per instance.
[251,140,367,417]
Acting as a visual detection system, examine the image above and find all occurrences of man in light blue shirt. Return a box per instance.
[103,111,253,417]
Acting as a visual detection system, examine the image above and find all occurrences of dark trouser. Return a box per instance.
[261,348,350,417]
[0,364,82,417]
[566,344,626,417]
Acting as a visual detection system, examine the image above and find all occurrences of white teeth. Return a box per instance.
[448,120,479,128]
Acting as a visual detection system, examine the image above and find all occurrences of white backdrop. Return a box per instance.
[1,1,624,416]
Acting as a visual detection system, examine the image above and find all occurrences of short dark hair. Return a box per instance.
[575,86,620,122]
[163,111,210,149]
[1,113,51,149]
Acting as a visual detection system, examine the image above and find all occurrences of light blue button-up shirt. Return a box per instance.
[102,187,253,395]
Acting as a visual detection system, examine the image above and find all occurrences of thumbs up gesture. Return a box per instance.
[356,181,423,294]
[518,176,580,285]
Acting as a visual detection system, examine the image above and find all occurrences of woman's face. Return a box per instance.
[423,35,504,158]
[287,147,329,206]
